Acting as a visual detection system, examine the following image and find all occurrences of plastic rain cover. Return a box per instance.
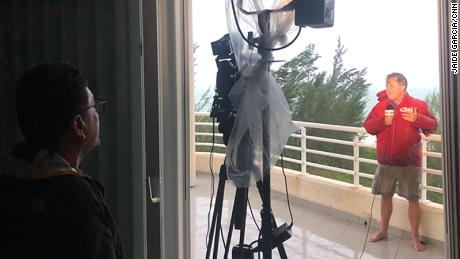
[224,0,299,188]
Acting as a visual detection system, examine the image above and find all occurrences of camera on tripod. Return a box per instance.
[207,31,293,259]
[210,34,239,145]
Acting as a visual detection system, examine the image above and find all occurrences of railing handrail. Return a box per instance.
[294,121,441,142]
[194,112,443,203]
[196,113,441,142]
[293,121,367,134]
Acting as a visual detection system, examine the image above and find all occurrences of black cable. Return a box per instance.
[246,153,294,258]
[359,194,376,259]
[246,196,262,258]
[220,227,226,249]
[249,238,260,249]
[280,154,294,228]
[247,198,261,231]
[205,118,217,248]
[248,199,263,259]
[248,232,263,258]
[230,0,302,52]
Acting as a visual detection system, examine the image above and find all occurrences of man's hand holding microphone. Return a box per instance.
[384,104,418,126]
[384,104,394,126]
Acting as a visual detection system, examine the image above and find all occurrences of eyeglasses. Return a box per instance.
[79,98,107,114]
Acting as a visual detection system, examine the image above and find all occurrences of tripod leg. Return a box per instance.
[205,194,219,259]
[236,188,248,259]
[256,181,290,259]
[223,187,249,259]
[212,203,223,259]
[223,207,235,259]
[205,165,227,259]
[271,214,288,259]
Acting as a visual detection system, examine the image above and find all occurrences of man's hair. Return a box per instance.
[16,62,89,149]
[386,72,408,88]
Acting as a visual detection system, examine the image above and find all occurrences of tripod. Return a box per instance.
[206,10,293,256]
[205,161,289,259]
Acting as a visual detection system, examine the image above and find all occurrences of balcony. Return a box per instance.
[191,113,445,258]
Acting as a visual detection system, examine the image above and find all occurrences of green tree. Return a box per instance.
[274,39,369,128]
[425,89,441,134]
[195,85,213,112]
[424,89,441,154]
[273,39,370,180]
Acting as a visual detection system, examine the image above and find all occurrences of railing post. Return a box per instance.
[301,127,307,174]
[421,139,428,202]
[353,135,360,186]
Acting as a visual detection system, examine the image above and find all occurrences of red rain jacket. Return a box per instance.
[363,91,437,166]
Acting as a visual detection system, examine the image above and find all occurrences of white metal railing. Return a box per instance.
[195,112,443,203]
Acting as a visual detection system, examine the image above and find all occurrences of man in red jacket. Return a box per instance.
[363,73,437,252]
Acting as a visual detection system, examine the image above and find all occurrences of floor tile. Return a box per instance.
[395,237,431,259]
[190,172,445,259]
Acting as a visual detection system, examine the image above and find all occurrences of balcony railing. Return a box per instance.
[194,112,443,204]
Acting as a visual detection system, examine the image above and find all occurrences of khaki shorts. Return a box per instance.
[371,164,421,200]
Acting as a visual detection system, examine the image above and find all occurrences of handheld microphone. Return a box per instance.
[385,104,394,117]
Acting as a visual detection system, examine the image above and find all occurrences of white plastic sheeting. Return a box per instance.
[224,0,298,188]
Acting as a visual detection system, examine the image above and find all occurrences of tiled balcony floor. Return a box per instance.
[191,172,445,258]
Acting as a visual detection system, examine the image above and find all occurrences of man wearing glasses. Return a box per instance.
[0,62,122,258]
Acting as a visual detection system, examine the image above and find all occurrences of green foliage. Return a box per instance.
[424,89,442,155]
[274,39,370,128]
[195,86,213,112]
[274,38,370,173]
[425,89,441,134]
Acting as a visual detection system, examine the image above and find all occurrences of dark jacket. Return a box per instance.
[363,91,437,166]
[0,146,123,259]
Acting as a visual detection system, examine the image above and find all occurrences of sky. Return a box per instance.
[192,0,440,111]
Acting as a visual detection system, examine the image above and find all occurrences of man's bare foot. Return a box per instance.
[412,239,426,252]
[368,231,387,242]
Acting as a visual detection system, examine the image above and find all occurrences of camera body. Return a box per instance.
[210,34,240,145]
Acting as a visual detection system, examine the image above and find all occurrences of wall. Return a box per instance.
[0,1,145,257]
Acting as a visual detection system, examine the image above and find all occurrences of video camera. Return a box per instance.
[210,34,240,145]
